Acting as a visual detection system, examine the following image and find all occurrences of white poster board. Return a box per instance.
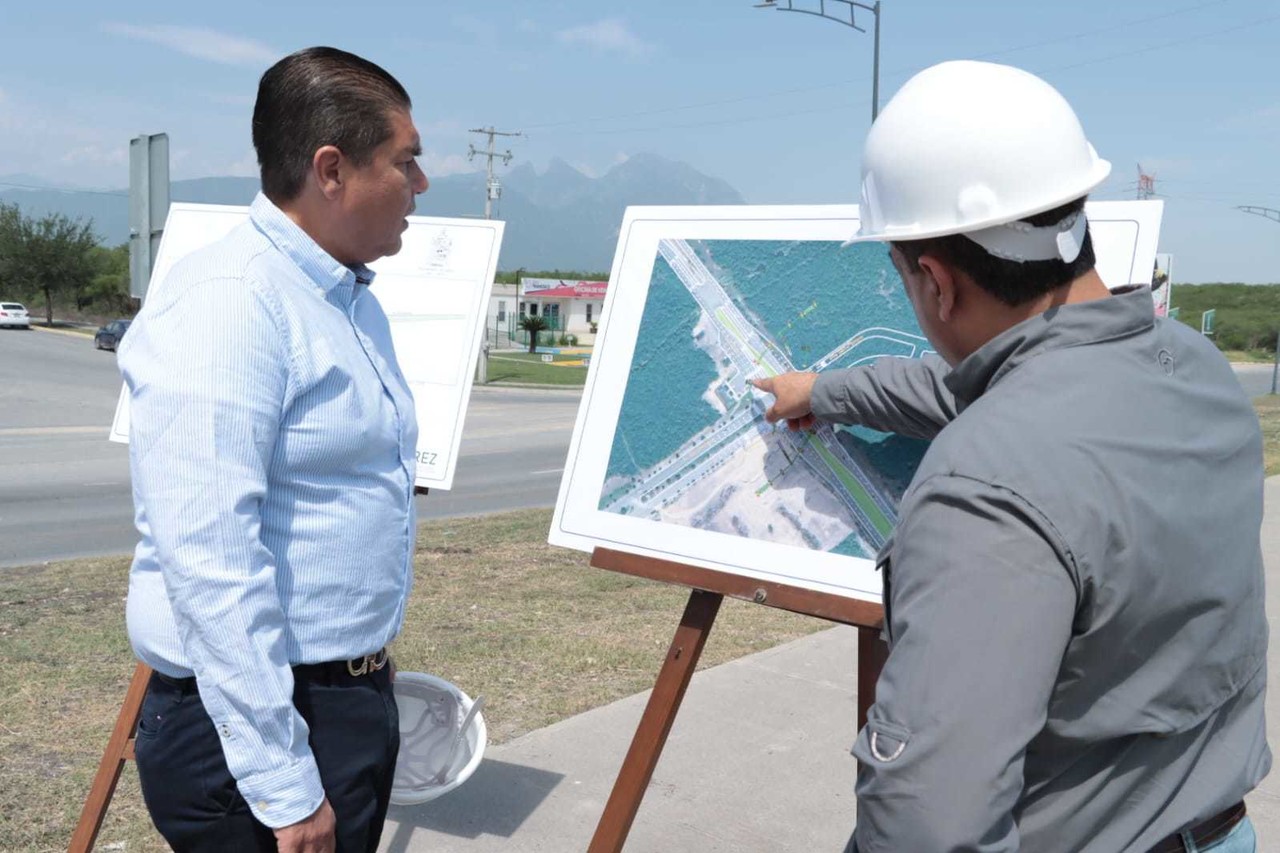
[109,202,503,491]
[1152,252,1174,317]
[549,201,1163,602]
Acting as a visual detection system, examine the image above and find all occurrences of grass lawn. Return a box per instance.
[486,351,588,386]
[0,509,823,852]
[7,398,1280,850]
[1255,395,1280,476]
[1224,350,1276,365]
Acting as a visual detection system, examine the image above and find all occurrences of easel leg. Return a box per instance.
[69,662,152,853]
[588,589,723,853]
[856,626,888,731]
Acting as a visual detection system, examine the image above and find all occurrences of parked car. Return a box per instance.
[0,302,30,329]
[94,319,132,351]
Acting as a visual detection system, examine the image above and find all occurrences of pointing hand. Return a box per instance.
[751,373,819,431]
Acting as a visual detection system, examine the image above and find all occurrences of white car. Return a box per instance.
[0,302,30,329]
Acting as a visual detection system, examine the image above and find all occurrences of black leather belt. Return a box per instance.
[1149,802,1246,853]
[153,648,389,691]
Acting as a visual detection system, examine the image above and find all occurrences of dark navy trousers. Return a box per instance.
[133,664,399,852]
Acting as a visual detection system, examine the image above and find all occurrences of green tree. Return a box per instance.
[494,269,609,284]
[84,243,133,315]
[0,204,99,325]
[519,314,549,354]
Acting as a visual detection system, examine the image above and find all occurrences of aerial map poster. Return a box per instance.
[108,203,504,491]
[550,202,1163,602]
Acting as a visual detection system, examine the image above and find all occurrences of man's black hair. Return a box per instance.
[892,197,1095,306]
[253,46,411,202]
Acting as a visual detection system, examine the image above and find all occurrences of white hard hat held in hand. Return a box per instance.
[390,672,487,805]
[845,60,1112,262]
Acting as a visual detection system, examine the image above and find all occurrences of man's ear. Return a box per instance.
[917,254,958,323]
[312,145,344,200]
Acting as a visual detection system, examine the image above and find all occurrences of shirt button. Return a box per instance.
[219,724,232,738]
[257,801,270,811]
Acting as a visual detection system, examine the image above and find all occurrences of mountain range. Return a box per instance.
[0,153,745,271]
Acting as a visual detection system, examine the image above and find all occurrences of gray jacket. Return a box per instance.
[812,288,1270,852]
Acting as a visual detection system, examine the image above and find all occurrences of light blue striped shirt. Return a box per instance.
[120,193,418,828]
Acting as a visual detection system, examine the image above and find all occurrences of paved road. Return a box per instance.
[0,327,581,568]
[1234,362,1278,399]
[2,325,1274,568]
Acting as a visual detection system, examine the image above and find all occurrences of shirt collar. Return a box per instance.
[249,193,376,295]
[944,285,1156,408]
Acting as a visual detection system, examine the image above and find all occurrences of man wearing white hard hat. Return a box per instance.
[754,60,1268,852]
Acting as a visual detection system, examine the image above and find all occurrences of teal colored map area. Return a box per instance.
[601,238,932,559]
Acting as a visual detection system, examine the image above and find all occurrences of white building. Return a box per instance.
[485,277,608,347]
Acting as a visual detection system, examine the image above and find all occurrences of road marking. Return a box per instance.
[531,468,564,476]
[0,425,110,437]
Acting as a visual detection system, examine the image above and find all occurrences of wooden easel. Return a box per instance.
[586,547,888,853]
[71,523,885,853]
[69,661,153,852]
[71,489,435,851]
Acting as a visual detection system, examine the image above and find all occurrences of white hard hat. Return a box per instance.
[846,60,1111,262]
[389,672,487,805]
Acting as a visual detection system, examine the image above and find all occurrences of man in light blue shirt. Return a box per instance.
[120,46,429,853]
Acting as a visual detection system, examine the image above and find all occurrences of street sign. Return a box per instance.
[1201,308,1216,336]
[129,133,170,301]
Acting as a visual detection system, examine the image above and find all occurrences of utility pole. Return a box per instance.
[754,0,882,122]
[1136,163,1156,200]
[467,127,522,219]
[1235,207,1280,390]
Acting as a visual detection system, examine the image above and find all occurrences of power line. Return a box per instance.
[520,0,1238,135]
[514,9,1277,139]
[969,0,1230,60]
[1045,10,1280,73]
[521,81,847,131]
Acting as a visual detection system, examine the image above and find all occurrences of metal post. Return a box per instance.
[1271,332,1278,395]
[129,133,170,302]
[757,0,881,122]
[871,2,881,121]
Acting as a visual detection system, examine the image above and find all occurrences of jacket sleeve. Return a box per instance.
[121,275,324,828]
[811,355,958,439]
[852,474,1077,853]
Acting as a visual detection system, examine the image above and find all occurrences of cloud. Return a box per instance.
[570,151,630,179]
[59,144,128,168]
[419,118,466,138]
[224,149,259,178]
[421,151,476,178]
[102,23,278,68]
[557,19,651,58]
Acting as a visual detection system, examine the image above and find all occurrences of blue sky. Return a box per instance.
[1,0,1277,282]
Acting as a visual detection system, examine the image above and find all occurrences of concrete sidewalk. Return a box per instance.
[381,479,1280,852]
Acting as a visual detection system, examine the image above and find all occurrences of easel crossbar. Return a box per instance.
[586,547,887,853]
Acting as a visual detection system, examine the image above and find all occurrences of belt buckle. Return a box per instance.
[346,649,388,677]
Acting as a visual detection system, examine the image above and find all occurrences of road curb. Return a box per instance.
[30,325,94,339]
[479,382,585,391]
